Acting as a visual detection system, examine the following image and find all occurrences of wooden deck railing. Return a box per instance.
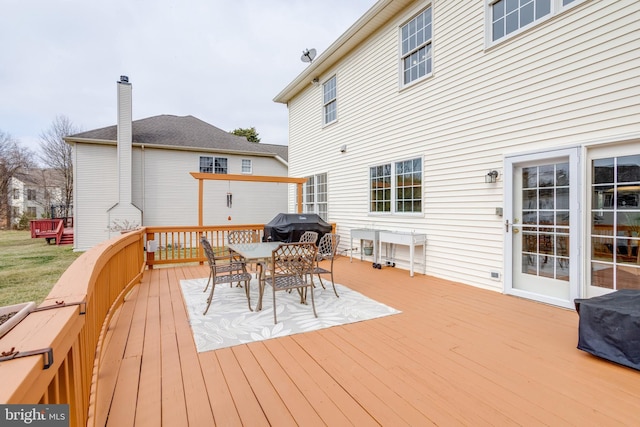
[0,223,336,426]
[145,224,267,267]
[0,229,146,426]
[144,224,336,267]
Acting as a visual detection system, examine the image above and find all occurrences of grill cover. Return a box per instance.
[263,213,331,243]
[574,290,640,370]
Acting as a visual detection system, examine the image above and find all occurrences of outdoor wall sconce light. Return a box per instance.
[485,170,499,183]
[312,77,320,86]
[340,144,347,153]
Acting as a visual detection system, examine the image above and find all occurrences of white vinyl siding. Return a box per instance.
[73,143,117,250]
[285,0,639,290]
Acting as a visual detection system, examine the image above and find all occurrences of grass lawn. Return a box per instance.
[0,230,82,306]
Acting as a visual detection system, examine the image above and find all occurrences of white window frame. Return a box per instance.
[199,156,213,173]
[199,156,228,173]
[323,76,337,126]
[369,157,423,215]
[304,173,328,221]
[399,5,433,88]
[214,157,228,174]
[486,0,586,47]
[586,144,640,296]
[241,159,252,174]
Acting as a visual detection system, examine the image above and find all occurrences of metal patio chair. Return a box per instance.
[261,242,318,324]
[201,236,252,314]
[299,231,319,244]
[311,233,340,298]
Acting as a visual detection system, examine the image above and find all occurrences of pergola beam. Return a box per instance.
[190,172,307,226]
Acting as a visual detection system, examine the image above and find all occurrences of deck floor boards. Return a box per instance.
[95,257,640,426]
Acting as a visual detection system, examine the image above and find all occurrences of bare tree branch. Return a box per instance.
[0,130,34,228]
[39,115,81,220]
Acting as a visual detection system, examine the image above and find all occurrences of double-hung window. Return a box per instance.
[199,156,228,173]
[199,156,213,173]
[214,157,228,174]
[401,7,432,86]
[370,158,422,214]
[241,159,252,174]
[489,0,583,43]
[304,173,328,221]
[323,76,337,125]
[27,189,36,201]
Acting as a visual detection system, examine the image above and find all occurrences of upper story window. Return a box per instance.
[489,0,582,43]
[401,7,433,86]
[13,189,19,199]
[241,159,252,174]
[27,189,36,201]
[199,156,213,173]
[370,157,422,214]
[199,156,228,174]
[214,157,228,174]
[323,76,337,125]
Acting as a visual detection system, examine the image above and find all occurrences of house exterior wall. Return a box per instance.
[73,143,288,250]
[284,0,640,291]
[8,174,62,225]
[73,143,118,250]
[137,147,289,226]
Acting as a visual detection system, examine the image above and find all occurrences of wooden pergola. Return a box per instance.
[190,172,307,226]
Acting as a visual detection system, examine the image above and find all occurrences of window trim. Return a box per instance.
[368,156,424,216]
[485,0,587,48]
[322,75,337,126]
[199,156,228,174]
[399,5,434,89]
[241,159,253,174]
[199,156,213,173]
[303,172,328,221]
[214,157,228,174]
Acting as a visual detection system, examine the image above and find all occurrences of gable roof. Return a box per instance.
[273,0,413,104]
[66,115,288,162]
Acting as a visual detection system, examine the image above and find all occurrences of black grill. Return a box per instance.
[263,213,331,243]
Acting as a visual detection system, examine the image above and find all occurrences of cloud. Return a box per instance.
[0,0,375,151]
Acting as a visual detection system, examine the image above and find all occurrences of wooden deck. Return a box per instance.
[96,257,640,426]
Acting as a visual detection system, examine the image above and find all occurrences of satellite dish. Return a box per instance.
[301,48,316,64]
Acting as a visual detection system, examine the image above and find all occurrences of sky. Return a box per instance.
[1,0,376,156]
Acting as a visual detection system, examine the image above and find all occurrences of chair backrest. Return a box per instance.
[299,231,319,244]
[200,237,218,267]
[271,242,317,277]
[318,233,340,259]
[228,230,260,244]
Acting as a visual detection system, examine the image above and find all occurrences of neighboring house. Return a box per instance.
[274,0,640,309]
[8,169,64,226]
[66,77,289,251]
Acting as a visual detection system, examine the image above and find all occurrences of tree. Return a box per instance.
[231,127,261,143]
[39,115,80,221]
[0,131,34,228]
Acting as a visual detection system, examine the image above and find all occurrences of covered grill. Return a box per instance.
[263,213,331,243]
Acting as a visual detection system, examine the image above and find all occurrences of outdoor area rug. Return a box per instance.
[180,277,401,353]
